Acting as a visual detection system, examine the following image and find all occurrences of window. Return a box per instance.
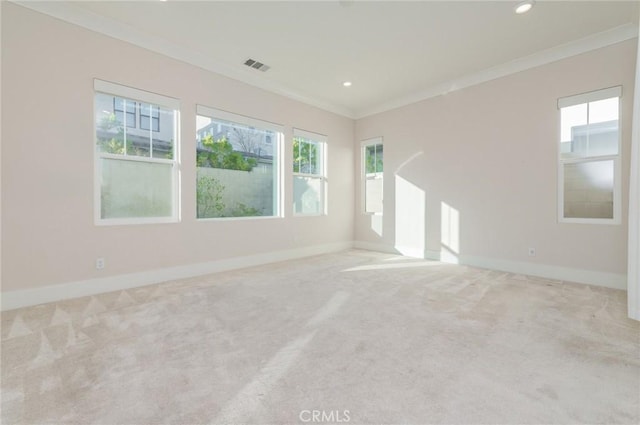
[196,105,282,219]
[363,138,383,214]
[293,129,327,216]
[94,79,179,224]
[114,97,136,128]
[140,103,160,132]
[558,86,621,224]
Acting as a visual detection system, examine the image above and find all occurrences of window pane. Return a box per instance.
[113,97,136,129]
[365,177,383,213]
[589,97,618,124]
[293,137,301,173]
[140,104,162,133]
[96,93,131,154]
[561,100,618,159]
[140,103,150,116]
[196,115,278,218]
[140,116,151,131]
[97,93,164,158]
[125,100,135,114]
[126,111,136,127]
[560,103,587,157]
[100,157,173,219]
[585,119,619,157]
[293,176,322,215]
[308,142,318,174]
[365,145,377,174]
[292,132,326,215]
[293,138,320,175]
[563,160,614,219]
[152,107,174,159]
[375,144,383,173]
[365,143,383,174]
[587,98,619,157]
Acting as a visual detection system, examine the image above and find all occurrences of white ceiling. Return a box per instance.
[19,1,639,118]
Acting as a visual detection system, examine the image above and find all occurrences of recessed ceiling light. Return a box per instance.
[514,0,535,14]
[343,81,352,87]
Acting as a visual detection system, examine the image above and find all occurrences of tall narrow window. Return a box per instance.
[293,129,327,216]
[363,138,383,214]
[94,79,179,224]
[196,105,282,219]
[558,86,621,224]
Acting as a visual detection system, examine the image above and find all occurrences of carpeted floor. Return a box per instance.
[1,249,639,424]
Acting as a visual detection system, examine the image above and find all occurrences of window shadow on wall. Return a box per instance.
[440,201,460,263]
[394,152,426,258]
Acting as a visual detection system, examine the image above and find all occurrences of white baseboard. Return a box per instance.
[3,240,626,311]
[1,241,354,311]
[352,241,400,255]
[460,254,626,290]
[360,241,627,290]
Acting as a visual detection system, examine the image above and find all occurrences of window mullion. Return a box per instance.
[586,102,591,157]
[561,154,618,164]
[122,98,128,157]
[149,105,154,158]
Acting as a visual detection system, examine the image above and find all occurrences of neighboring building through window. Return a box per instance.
[363,138,383,214]
[94,79,179,224]
[114,97,136,129]
[140,103,160,132]
[196,105,282,219]
[558,86,621,224]
[293,129,327,216]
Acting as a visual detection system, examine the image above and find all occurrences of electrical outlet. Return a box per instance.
[528,247,536,257]
[96,258,105,270]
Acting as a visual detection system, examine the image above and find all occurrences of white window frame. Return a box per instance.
[196,104,284,221]
[293,128,327,216]
[362,137,383,215]
[557,86,622,225]
[94,79,180,225]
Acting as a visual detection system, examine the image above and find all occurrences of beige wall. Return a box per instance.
[1,3,354,292]
[2,2,636,296]
[355,39,636,276]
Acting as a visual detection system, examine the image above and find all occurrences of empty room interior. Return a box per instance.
[2,1,640,424]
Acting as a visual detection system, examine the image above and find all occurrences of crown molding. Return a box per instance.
[355,23,639,119]
[12,1,357,119]
[10,2,638,122]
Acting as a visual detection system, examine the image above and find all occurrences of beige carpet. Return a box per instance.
[1,250,639,424]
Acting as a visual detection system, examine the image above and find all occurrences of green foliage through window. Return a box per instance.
[365,143,383,174]
[195,111,277,219]
[196,175,226,218]
[197,135,257,171]
[293,137,319,174]
[196,174,264,218]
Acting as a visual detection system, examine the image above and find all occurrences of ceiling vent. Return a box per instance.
[243,58,270,72]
